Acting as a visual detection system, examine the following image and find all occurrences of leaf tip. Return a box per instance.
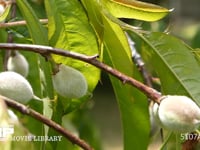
[169,8,175,12]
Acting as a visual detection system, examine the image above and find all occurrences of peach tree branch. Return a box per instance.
[0,43,162,103]
[0,19,48,28]
[0,95,93,150]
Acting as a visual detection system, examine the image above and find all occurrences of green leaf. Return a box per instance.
[16,0,48,45]
[141,32,200,105]
[81,0,104,41]
[45,0,100,92]
[45,0,100,111]
[16,0,54,98]
[16,1,54,149]
[102,14,150,150]
[70,110,102,150]
[192,28,200,48]
[0,29,7,72]
[81,1,150,148]
[44,0,64,46]
[102,0,170,21]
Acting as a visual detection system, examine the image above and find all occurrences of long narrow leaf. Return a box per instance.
[103,14,150,150]
[16,0,48,45]
[16,2,54,149]
[16,0,54,99]
[141,32,200,105]
[102,0,171,21]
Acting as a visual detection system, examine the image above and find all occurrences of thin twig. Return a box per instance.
[3,2,17,70]
[0,19,48,28]
[126,32,153,88]
[0,95,93,150]
[0,43,162,103]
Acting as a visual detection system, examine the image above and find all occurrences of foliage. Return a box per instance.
[0,0,200,150]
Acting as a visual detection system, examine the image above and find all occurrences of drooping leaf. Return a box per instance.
[80,1,150,149]
[140,32,200,105]
[102,0,171,21]
[102,14,150,150]
[16,1,54,149]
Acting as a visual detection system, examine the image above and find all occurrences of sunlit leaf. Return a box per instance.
[102,0,171,21]
[45,0,100,112]
[81,0,104,42]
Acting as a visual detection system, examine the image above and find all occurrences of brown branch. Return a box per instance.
[0,43,162,103]
[0,19,48,28]
[0,95,93,150]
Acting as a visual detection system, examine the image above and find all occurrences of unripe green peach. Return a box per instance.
[156,95,200,133]
[7,52,29,77]
[52,64,88,99]
[0,71,34,104]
